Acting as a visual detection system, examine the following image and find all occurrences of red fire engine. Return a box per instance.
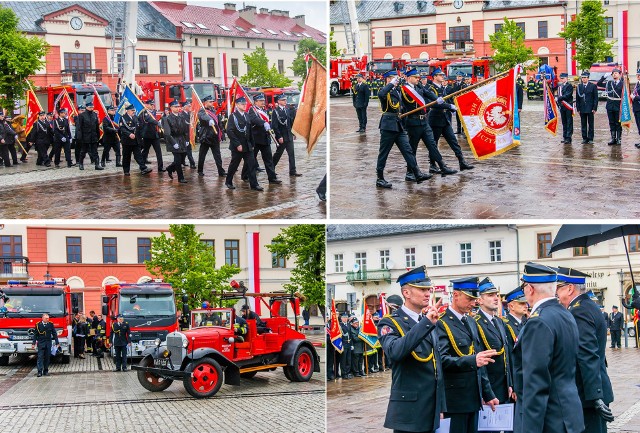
[138,80,226,117]
[446,58,496,83]
[244,87,301,110]
[0,279,73,366]
[102,281,181,357]
[35,82,114,114]
[368,58,408,76]
[329,55,369,97]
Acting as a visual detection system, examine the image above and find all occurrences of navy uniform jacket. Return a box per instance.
[632,82,640,113]
[118,114,139,146]
[76,110,100,143]
[101,115,119,145]
[352,82,371,108]
[271,105,295,144]
[437,308,496,414]
[568,293,614,407]
[516,83,524,110]
[339,322,352,347]
[1,121,16,146]
[247,108,271,147]
[32,321,59,346]
[427,84,454,128]
[138,110,160,139]
[502,313,526,358]
[474,312,513,403]
[350,325,364,354]
[53,117,71,144]
[26,120,53,146]
[401,83,440,128]
[378,82,404,132]
[111,321,131,347]
[576,82,599,113]
[161,113,188,153]
[609,311,623,330]
[597,77,624,111]
[557,82,574,110]
[197,108,222,145]
[513,299,584,433]
[226,110,253,153]
[378,308,446,432]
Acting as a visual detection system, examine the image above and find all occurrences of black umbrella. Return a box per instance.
[550,224,640,307]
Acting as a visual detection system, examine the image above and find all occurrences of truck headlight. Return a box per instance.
[154,338,161,347]
[0,331,8,338]
[57,330,63,336]
[183,339,189,348]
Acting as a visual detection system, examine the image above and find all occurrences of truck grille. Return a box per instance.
[131,331,168,341]
[166,335,184,368]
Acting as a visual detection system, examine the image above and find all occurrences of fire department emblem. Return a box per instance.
[479,97,511,135]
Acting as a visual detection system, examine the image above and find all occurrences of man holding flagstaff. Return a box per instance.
[556,73,574,144]
[139,99,165,172]
[26,111,53,167]
[246,94,281,185]
[179,100,196,169]
[197,95,225,177]
[76,102,103,171]
[118,105,152,176]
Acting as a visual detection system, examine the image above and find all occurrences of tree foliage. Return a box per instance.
[266,225,326,316]
[329,31,340,57]
[559,0,614,72]
[291,38,327,84]
[145,225,240,311]
[0,6,49,113]
[240,47,293,87]
[489,18,537,72]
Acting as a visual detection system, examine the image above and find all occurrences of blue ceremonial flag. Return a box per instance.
[114,86,144,123]
[620,73,633,130]
[512,64,522,145]
[329,299,344,353]
[358,330,381,351]
[543,78,559,135]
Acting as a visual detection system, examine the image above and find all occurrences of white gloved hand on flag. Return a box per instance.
[209,120,214,126]
[61,137,66,142]
[173,143,179,150]
[436,97,445,104]
[263,122,271,131]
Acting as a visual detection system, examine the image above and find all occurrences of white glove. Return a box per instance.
[437,97,445,104]
[263,122,271,131]
[173,143,179,150]
[209,120,215,127]
[390,76,399,86]
[449,104,457,110]
[61,137,66,142]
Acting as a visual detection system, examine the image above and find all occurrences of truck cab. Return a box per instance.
[37,83,114,114]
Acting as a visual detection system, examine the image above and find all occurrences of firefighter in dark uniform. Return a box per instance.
[377,266,446,433]
[26,111,53,167]
[452,72,465,134]
[633,69,640,148]
[598,67,624,145]
[475,277,513,433]
[225,96,262,191]
[119,105,152,176]
[179,100,196,169]
[32,313,60,377]
[100,105,122,167]
[576,71,599,144]
[527,76,537,99]
[438,276,498,433]
[349,317,365,376]
[0,112,12,167]
[161,100,188,183]
[502,286,528,358]
[51,108,75,168]
[402,68,457,180]
[352,74,371,133]
[555,267,614,433]
[93,314,107,357]
[245,94,281,185]
[339,312,353,379]
[376,70,430,188]
[139,99,165,172]
[512,262,584,433]
[2,114,19,166]
[556,72,574,144]
[428,69,475,171]
[234,314,248,342]
[197,95,226,177]
[271,94,301,176]
[111,314,131,372]
[609,306,623,349]
[76,102,103,171]
[72,106,84,164]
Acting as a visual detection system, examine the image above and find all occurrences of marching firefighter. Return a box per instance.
[598,67,624,145]
[271,94,301,176]
[246,94,281,185]
[26,111,53,167]
[118,105,152,176]
[161,100,189,183]
[179,100,196,169]
[0,112,13,167]
[111,314,131,372]
[556,73,574,145]
[52,108,75,168]
[225,96,262,191]
[101,105,122,167]
[139,99,165,172]
[32,313,60,377]
[76,102,103,170]
[197,95,226,177]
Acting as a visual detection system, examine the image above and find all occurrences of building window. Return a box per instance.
[385,31,392,47]
[604,17,613,38]
[334,254,344,273]
[402,29,410,45]
[537,233,552,259]
[538,21,548,38]
[494,23,503,33]
[629,235,640,253]
[137,238,151,264]
[139,55,148,74]
[449,26,470,41]
[261,42,265,49]
[432,245,443,266]
[66,237,82,263]
[355,252,367,272]
[516,22,526,35]
[278,60,284,74]
[224,240,239,266]
[489,241,502,262]
[63,53,92,81]
[573,246,588,257]
[420,28,428,44]
[193,57,202,77]
[194,38,198,46]
[271,241,286,268]
[159,56,168,74]
[379,250,390,269]
[460,243,472,264]
[207,58,215,77]
[247,41,250,49]
[208,39,211,47]
[201,240,215,257]
[405,247,416,268]
[102,237,117,264]
[278,43,281,50]
[0,236,22,257]
[232,40,235,48]
[116,53,123,73]
[231,58,239,76]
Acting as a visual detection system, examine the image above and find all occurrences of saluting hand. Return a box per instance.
[475,349,498,367]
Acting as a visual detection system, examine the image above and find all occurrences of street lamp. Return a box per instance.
[618,269,628,348]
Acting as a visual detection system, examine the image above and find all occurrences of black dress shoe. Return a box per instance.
[459,159,475,170]
[145,160,151,164]
[122,368,128,371]
[581,140,589,144]
[225,183,236,189]
[100,161,105,167]
[113,368,120,372]
[37,373,42,377]
[269,179,282,184]
[376,179,392,188]
[560,139,567,144]
[55,164,60,168]
[219,173,227,177]
[256,167,265,172]
[166,167,174,179]
[251,186,264,191]
[79,164,84,170]
[440,165,458,176]
[106,159,112,162]
[68,162,77,167]
[158,167,166,172]
[190,165,196,169]
[290,172,302,177]
[178,179,188,184]
[415,173,432,183]
[141,168,152,175]
[124,172,130,176]
[198,171,205,176]
[317,191,326,201]
[95,164,104,170]
[44,162,51,167]
[635,143,640,149]
[428,163,441,174]
[405,172,416,182]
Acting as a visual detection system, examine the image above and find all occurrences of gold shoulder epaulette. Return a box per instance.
[438,311,446,319]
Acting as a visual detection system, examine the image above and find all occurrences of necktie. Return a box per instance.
[418,314,423,322]
[461,315,472,336]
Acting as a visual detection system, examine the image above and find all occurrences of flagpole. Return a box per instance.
[399,69,512,118]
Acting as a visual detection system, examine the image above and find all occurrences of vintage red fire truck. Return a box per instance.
[35,82,114,114]
[132,288,319,398]
[102,281,180,357]
[138,80,226,116]
[329,56,370,97]
[0,279,73,365]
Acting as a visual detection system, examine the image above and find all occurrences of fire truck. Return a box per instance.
[446,58,496,83]
[138,80,226,117]
[0,279,73,366]
[406,58,452,77]
[244,87,300,110]
[132,284,319,398]
[329,56,370,97]
[102,281,181,357]
[589,62,622,99]
[36,82,114,114]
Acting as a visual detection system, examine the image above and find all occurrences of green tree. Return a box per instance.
[559,0,614,72]
[0,6,49,113]
[329,31,340,57]
[240,47,293,87]
[266,225,326,317]
[291,38,327,83]
[489,18,537,72]
[145,225,240,311]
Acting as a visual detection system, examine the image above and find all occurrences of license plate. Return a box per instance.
[11,336,30,340]
[153,358,169,367]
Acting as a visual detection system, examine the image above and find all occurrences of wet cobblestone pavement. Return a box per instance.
[330,97,640,219]
[0,138,326,219]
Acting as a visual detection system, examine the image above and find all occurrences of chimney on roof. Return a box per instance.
[239,5,257,25]
[224,3,236,10]
[293,14,305,26]
[259,7,269,14]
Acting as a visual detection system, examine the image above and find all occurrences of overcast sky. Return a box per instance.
[188,1,327,33]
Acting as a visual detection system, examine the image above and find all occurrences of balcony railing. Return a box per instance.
[0,256,29,280]
[346,269,392,284]
[442,39,475,54]
[60,69,103,84]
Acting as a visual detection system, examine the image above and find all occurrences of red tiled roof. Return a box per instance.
[150,1,326,43]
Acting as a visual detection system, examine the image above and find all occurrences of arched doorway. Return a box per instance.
[102,276,119,287]
[67,276,85,314]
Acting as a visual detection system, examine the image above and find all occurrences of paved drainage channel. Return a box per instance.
[0,364,34,397]
[0,389,325,410]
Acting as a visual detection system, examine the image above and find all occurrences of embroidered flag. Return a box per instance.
[328,299,343,353]
[359,307,381,350]
[58,89,78,123]
[189,88,204,149]
[620,73,634,130]
[543,78,559,135]
[25,89,43,137]
[114,86,144,124]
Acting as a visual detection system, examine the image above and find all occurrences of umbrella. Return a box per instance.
[550,224,640,308]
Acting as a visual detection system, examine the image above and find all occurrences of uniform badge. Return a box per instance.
[380,325,393,336]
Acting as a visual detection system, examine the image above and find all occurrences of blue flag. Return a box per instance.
[620,74,633,130]
[114,86,144,123]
